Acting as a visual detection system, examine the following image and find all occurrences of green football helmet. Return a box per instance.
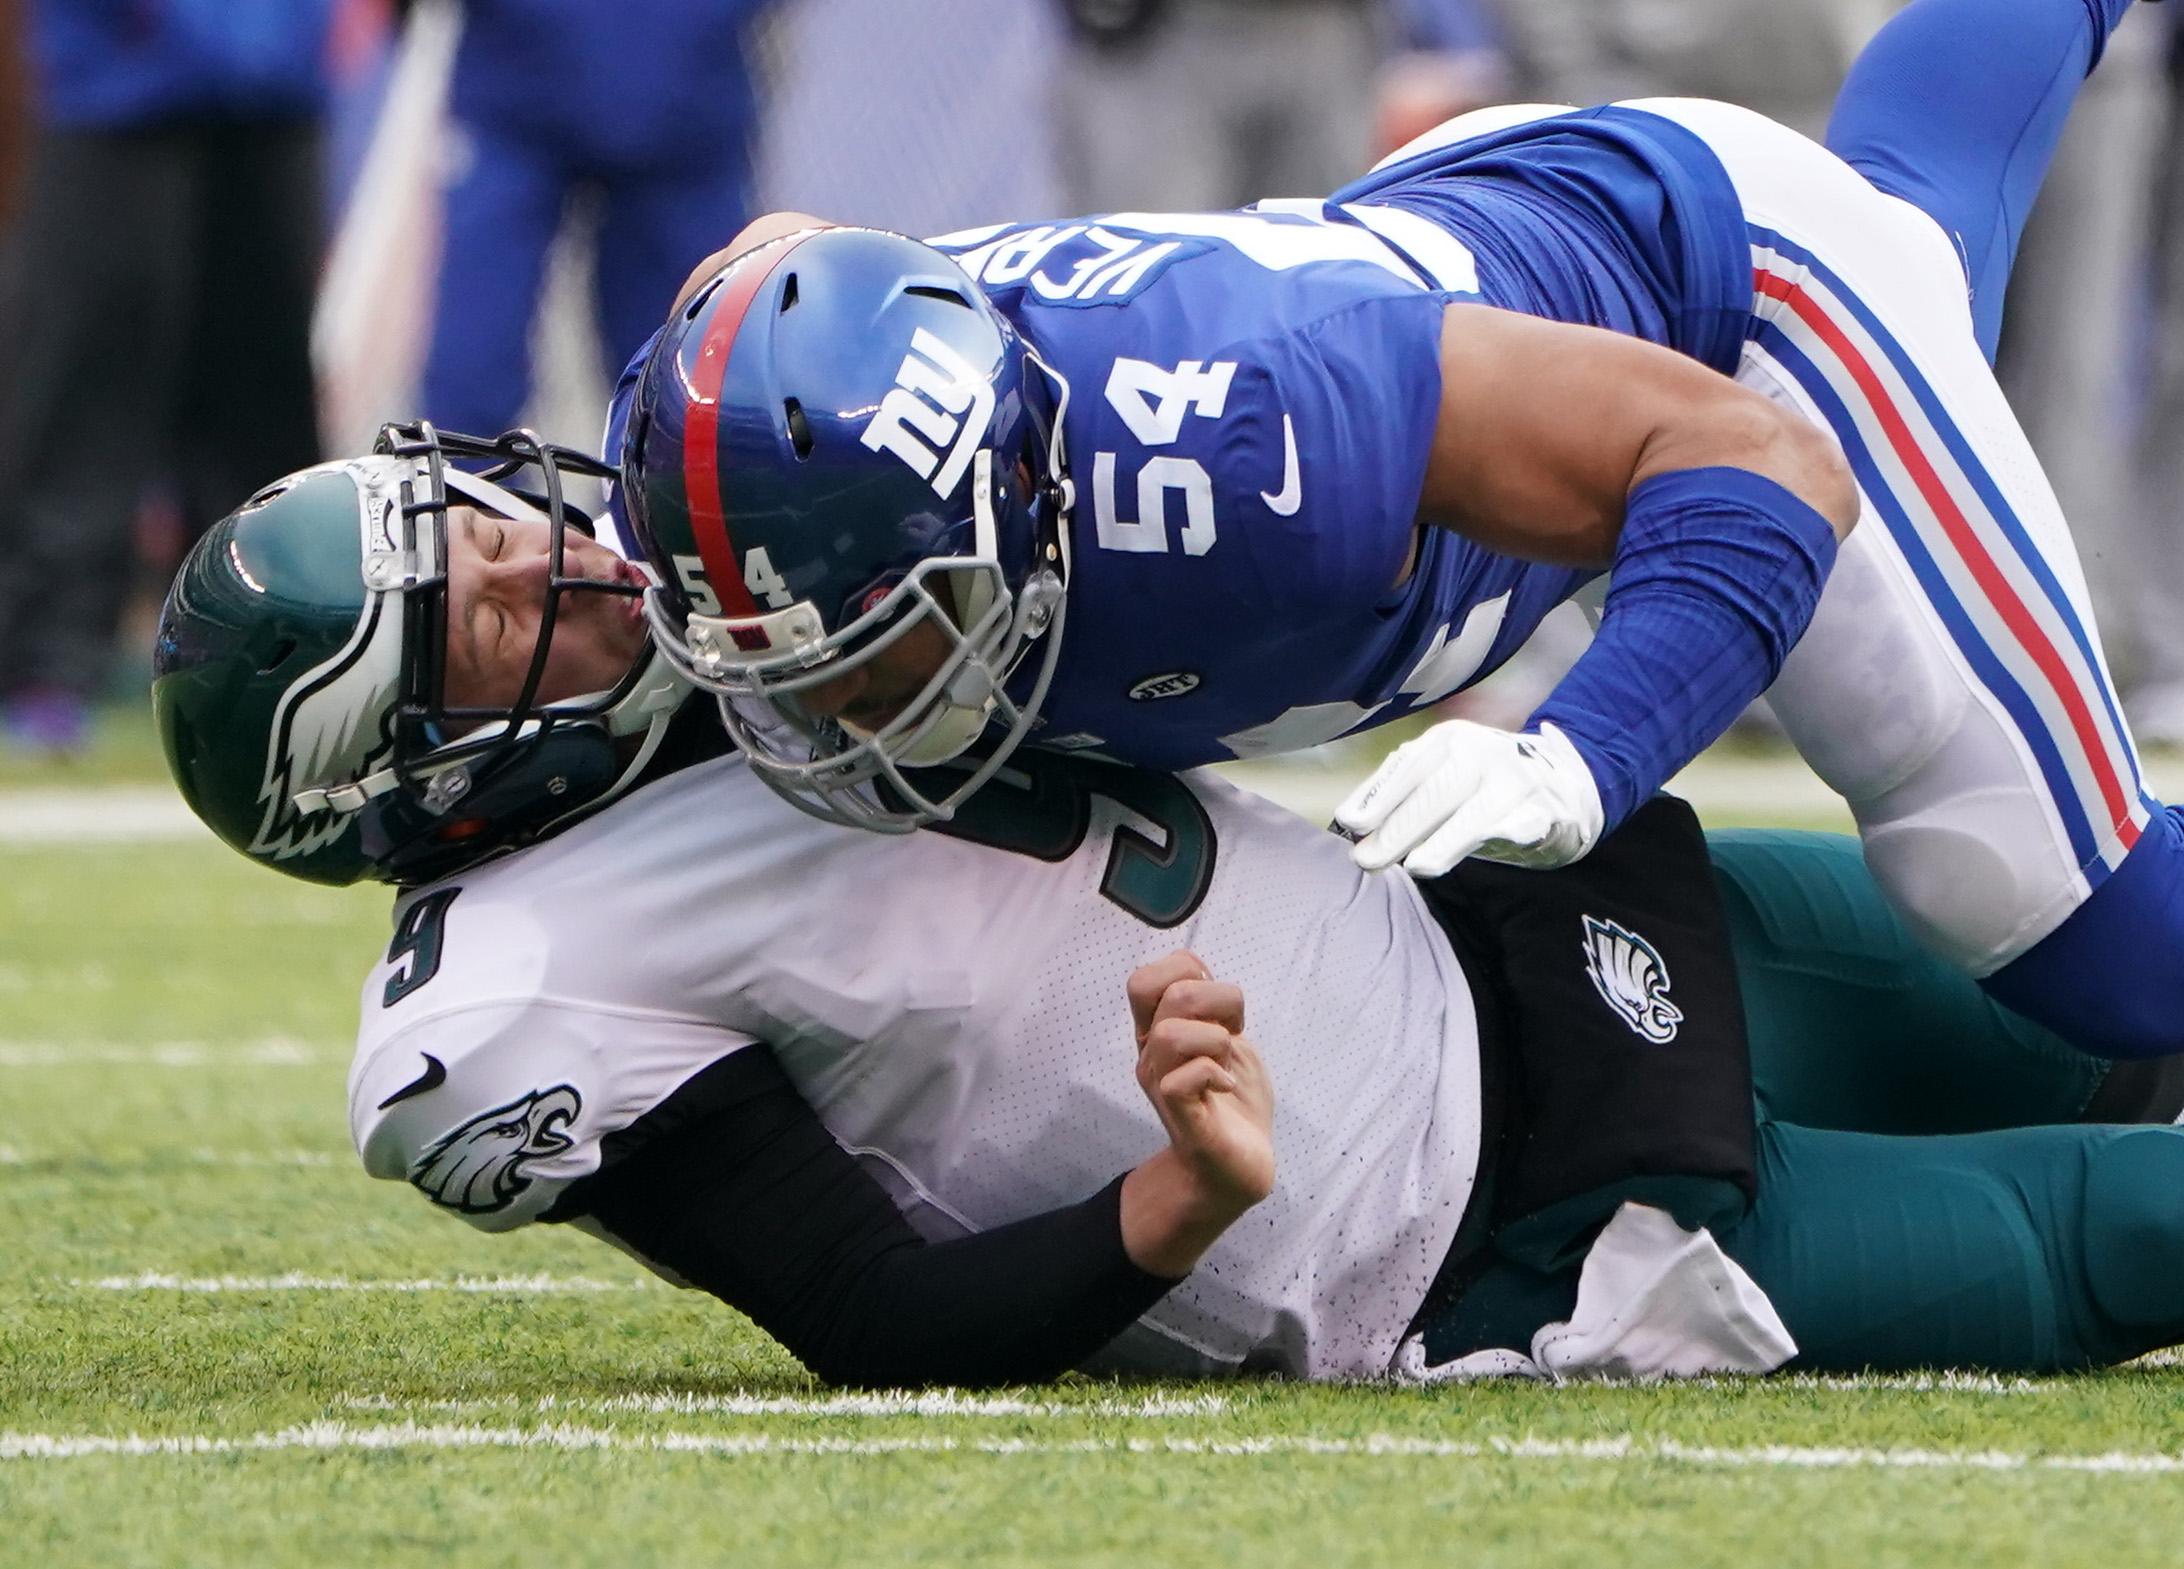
[152,424,688,886]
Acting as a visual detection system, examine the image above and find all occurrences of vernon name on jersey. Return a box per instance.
[348,754,1484,1379]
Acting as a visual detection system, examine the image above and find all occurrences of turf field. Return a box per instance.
[8,722,2184,1567]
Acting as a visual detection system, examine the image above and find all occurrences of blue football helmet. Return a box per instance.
[620,225,1075,832]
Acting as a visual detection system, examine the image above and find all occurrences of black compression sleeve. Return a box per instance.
[559,1047,1178,1388]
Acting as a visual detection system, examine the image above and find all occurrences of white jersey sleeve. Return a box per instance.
[349,896,758,1233]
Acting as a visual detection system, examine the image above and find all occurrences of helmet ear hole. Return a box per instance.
[257,637,298,674]
[779,273,799,312]
[784,400,814,461]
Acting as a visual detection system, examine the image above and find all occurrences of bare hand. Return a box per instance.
[1127,950,1274,1212]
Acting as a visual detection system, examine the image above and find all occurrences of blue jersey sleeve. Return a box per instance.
[1238,288,1447,615]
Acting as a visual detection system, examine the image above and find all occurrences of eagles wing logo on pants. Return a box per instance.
[410,1085,582,1214]
[1580,915,1684,1044]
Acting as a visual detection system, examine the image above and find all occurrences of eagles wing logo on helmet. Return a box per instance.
[1580,914,1684,1044]
[247,595,404,864]
[410,1085,583,1214]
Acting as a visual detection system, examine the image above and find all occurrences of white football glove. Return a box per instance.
[1335,720,1606,877]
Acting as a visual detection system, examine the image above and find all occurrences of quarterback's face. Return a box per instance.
[439,506,649,712]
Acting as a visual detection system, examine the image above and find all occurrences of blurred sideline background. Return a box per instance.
[5,0,2184,798]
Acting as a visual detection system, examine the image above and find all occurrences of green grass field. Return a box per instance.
[7,716,2184,1567]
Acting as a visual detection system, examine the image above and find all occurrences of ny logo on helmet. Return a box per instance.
[859,327,995,500]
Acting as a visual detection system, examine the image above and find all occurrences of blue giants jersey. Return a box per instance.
[607,106,1749,769]
[925,203,1590,765]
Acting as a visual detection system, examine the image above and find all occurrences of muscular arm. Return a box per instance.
[1340,304,1858,875]
[1423,304,1858,563]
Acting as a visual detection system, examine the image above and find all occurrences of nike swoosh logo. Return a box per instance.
[377,1053,447,1110]
[1260,414,1301,516]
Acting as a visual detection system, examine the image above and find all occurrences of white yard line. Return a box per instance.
[2,1149,343,1168]
[5,1421,2183,1472]
[338,1391,1229,1419]
[78,1273,648,1294]
[184,1149,342,1167]
[0,788,208,846]
[1693,1371,2048,1396]
[0,1041,339,1068]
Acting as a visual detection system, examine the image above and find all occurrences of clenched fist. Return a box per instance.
[1118,951,1276,1278]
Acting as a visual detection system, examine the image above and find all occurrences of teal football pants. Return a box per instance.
[1714,829,2110,1133]
[1423,830,2184,1372]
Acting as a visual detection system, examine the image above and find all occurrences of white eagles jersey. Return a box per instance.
[348,752,1482,1379]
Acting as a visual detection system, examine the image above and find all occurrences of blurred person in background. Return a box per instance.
[1051,0,1385,210]
[416,0,774,439]
[756,0,1064,236]
[1995,6,2166,736]
[0,0,330,756]
[1375,0,1512,161]
[2117,12,2184,746]
[1487,0,1884,138]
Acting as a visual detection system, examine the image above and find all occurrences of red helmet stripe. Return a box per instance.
[679,230,826,619]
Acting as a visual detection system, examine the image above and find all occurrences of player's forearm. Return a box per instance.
[1528,465,1841,832]
[1119,1146,1259,1279]
[797,1177,1180,1388]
